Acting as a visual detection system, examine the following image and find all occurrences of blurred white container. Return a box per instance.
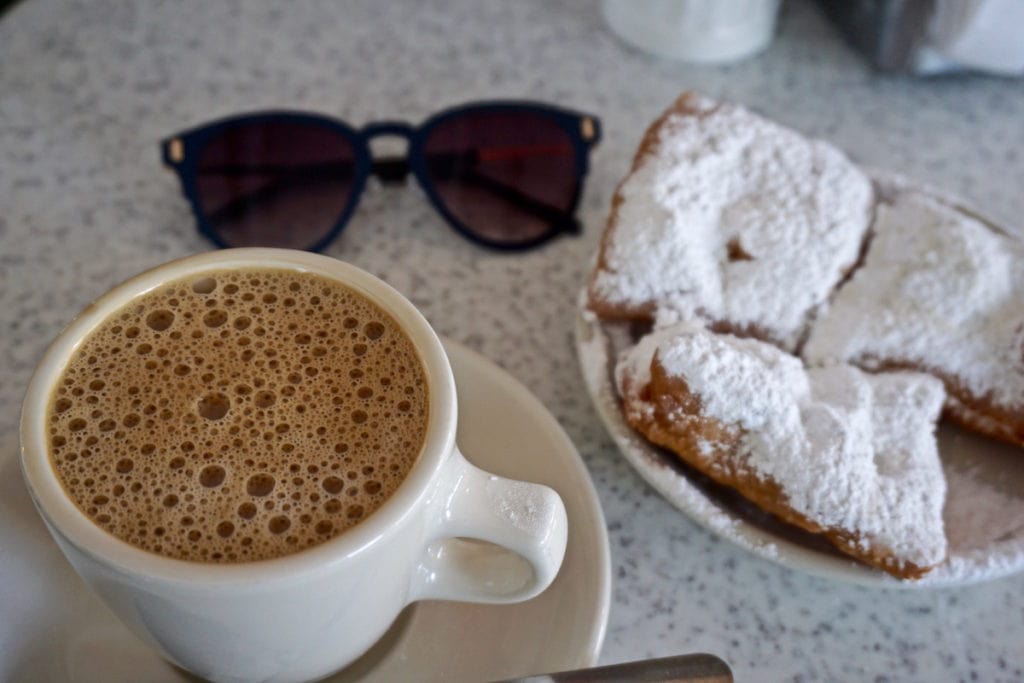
[602,0,782,63]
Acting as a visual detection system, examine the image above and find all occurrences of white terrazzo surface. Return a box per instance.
[2,1,1023,681]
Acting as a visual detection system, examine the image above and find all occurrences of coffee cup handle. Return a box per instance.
[408,448,568,604]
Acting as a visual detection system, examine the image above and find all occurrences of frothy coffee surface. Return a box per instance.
[47,268,428,562]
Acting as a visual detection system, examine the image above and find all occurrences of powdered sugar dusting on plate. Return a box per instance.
[589,96,873,349]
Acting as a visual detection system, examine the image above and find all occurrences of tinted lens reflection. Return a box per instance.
[421,110,579,245]
[195,120,358,250]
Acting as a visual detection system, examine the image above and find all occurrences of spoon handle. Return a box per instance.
[499,653,733,683]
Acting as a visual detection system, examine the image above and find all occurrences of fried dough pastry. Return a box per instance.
[804,191,1024,447]
[617,325,948,579]
[587,92,873,350]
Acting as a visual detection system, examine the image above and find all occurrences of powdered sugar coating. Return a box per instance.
[804,190,1024,411]
[590,96,873,349]
[617,325,948,569]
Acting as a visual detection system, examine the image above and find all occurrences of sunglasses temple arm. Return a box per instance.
[456,168,582,234]
[200,164,357,226]
[199,160,389,230]
[373,154,580,234]
[197,162,359,223]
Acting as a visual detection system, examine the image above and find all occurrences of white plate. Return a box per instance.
[575,173,1024,588]
[0,339,611,682]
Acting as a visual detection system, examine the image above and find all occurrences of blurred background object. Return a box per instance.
[601,0,782,63]
[819,0,1024,75]
[0,0,21,19]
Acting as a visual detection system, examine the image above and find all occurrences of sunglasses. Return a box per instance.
[161,101,601,252]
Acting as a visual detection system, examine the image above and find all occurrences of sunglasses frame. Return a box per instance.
[161,101,602,252]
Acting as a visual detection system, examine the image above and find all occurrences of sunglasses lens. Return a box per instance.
[194,120,358,250]
[421,110,580,246]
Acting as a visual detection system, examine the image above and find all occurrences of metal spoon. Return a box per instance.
[497,653,733,682]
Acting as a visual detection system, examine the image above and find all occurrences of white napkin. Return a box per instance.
[917,0,1024,75]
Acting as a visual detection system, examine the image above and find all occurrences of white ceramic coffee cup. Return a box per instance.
[20,248,568,683]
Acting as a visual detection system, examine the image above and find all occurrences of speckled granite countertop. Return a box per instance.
[2,1,1023,681]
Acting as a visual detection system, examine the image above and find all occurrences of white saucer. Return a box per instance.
[0,339,611,682]
[576,173,1024,587]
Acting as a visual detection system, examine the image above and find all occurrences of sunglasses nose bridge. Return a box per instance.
[360,121,415,139]
[361,121,416,184]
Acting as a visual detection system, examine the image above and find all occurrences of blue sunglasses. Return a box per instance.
[162,101,601,252]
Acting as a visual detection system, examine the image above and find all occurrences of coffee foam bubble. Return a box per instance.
[48,268,429,563]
